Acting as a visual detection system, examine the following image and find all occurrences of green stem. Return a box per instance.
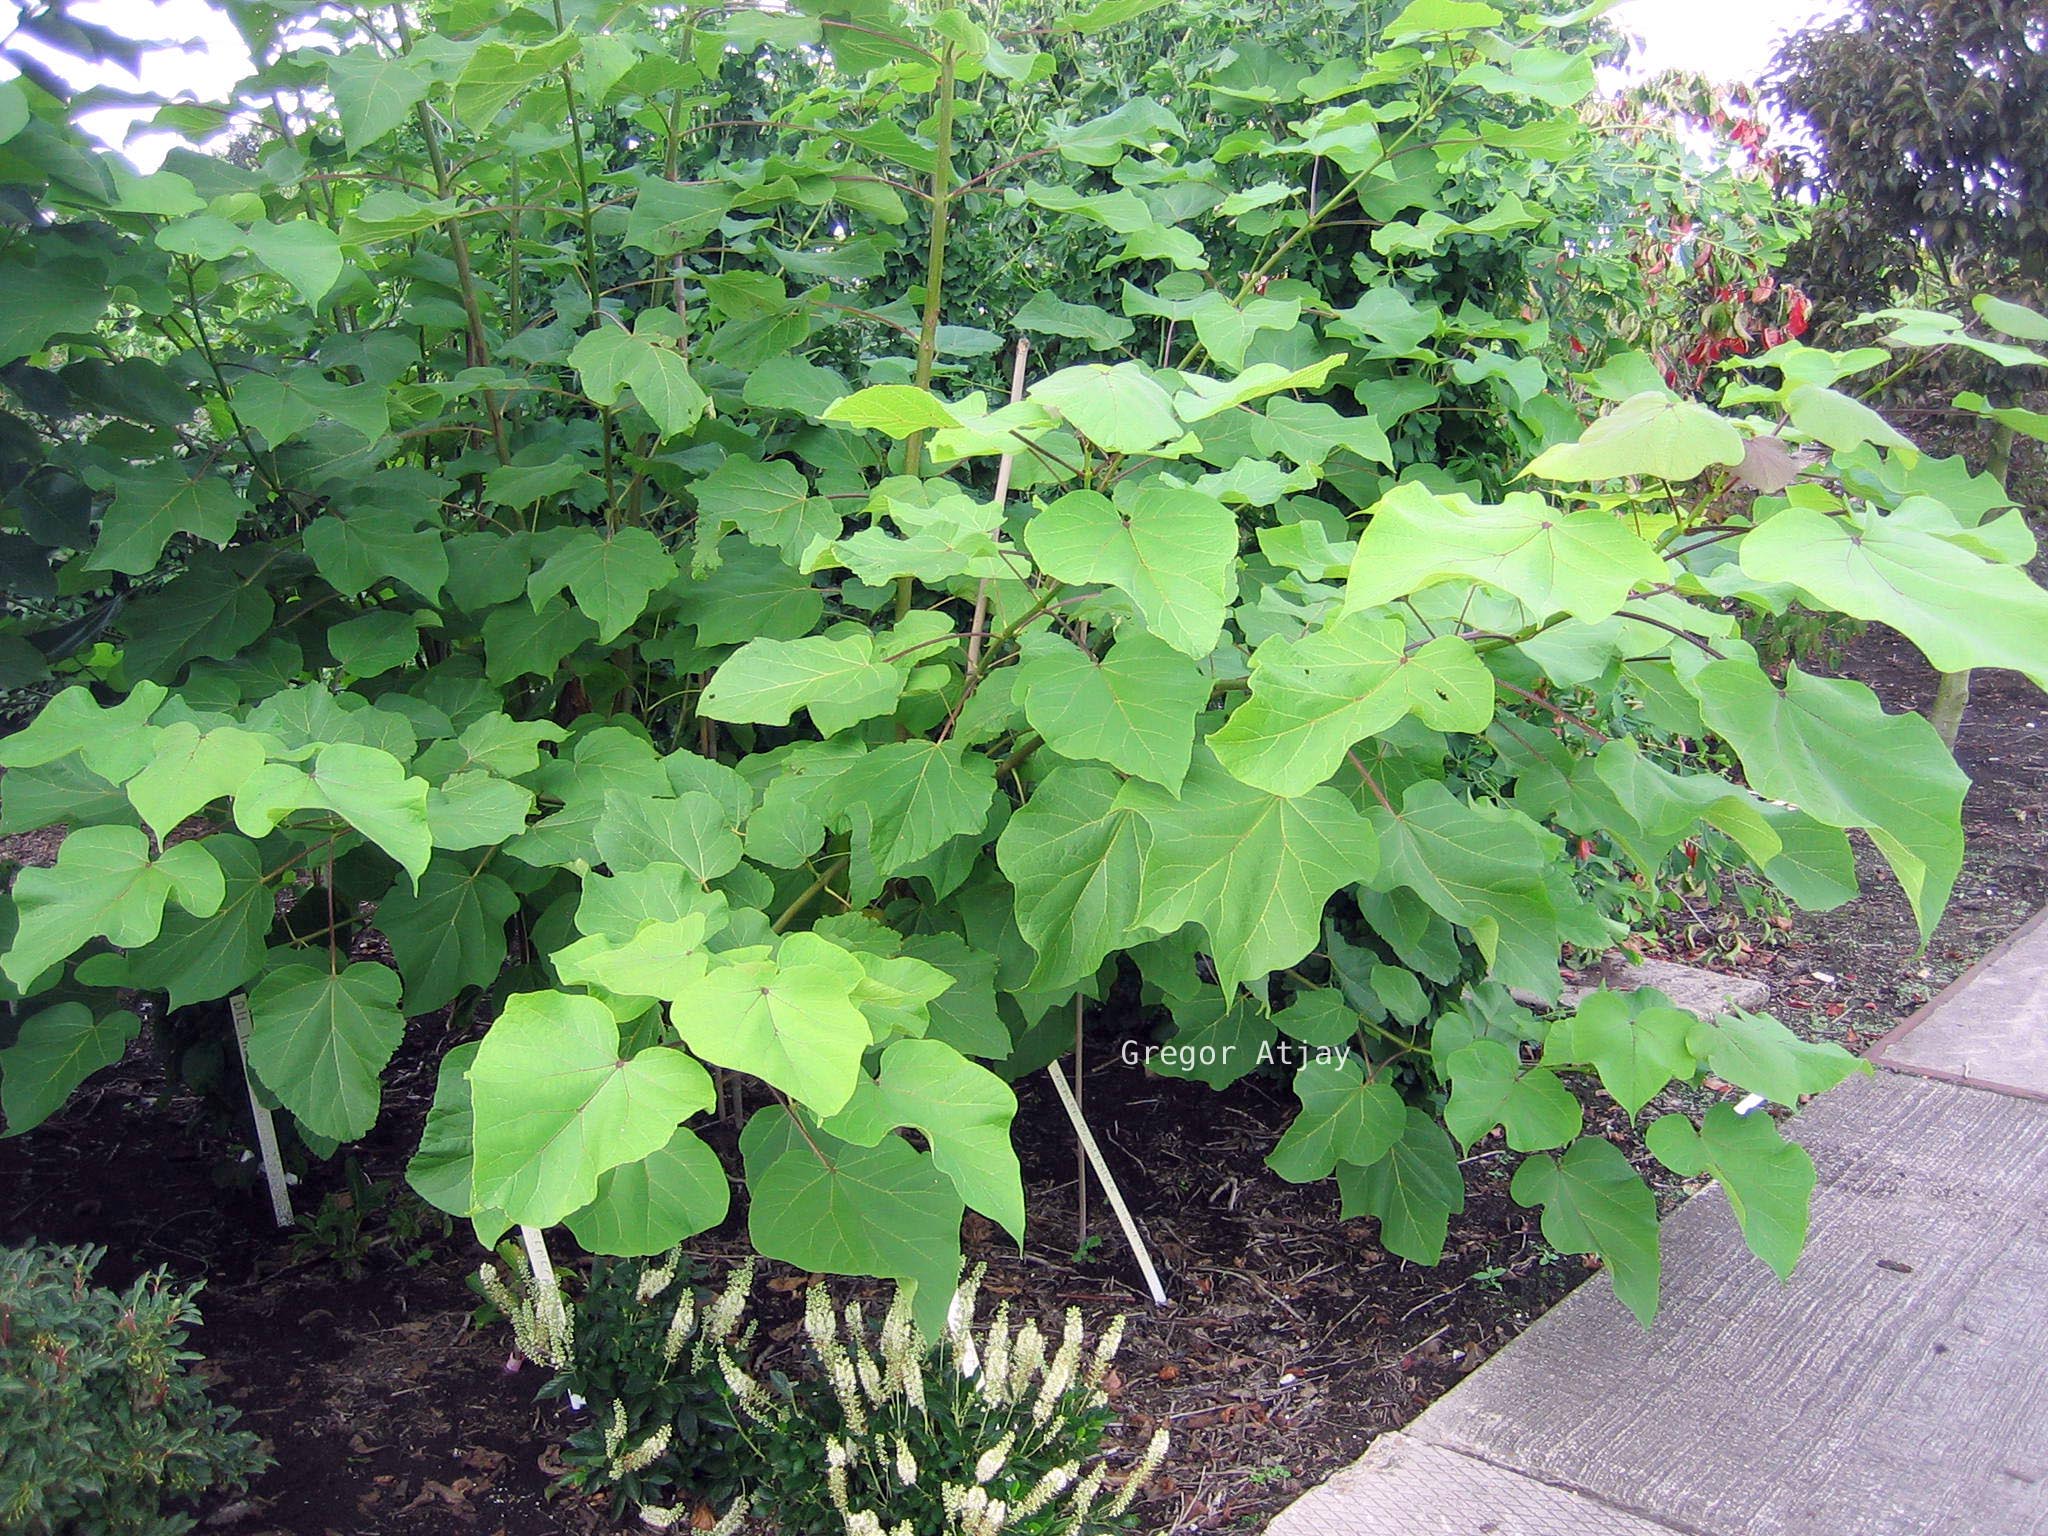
[897,24,961,617]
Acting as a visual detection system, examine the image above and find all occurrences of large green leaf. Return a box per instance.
[1511,1135,1661,1326]
[1740,508,2048,689]
[0,1004,140,1135]
[1343,483,1663,621]
[378,856,518,1013]
[1691,662,1966,936]
[468,990,712,1227]
[1365,780,1564,1000]
[1120,752,1378,993]
[1550,987,1695,1119]
[700,634,905,736]
[246,960,405,1143]
[1265,1056,1405,1182]
[1334,1106,1465,1262]
[1685,1010,1867,1108]
[1442,1039,1582,1150]
[565,1125,731,1255]
[669,933,872,1115]
[125,835,272,1009]
[1011,629,1207,790]
[1648,1106,1814,1280]
[825,1038,1023,1240]
[748,1123,963,1334]
[1525,391,1744,482]
[816,740,996,900]
[233,744,433,884]
[327,50,430,152]
[1211,615,1493,795]
[1025,484,1238,657]
[4,827,223,987]
[124,723,264,841]
[527,527,678,644]
[1028,362,1182,452]
[87,463,240,575]
[996,764,1150,991]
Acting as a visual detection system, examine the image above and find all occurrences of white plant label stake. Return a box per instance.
[228,993,293,1229]
[1046,1060,1170,1307]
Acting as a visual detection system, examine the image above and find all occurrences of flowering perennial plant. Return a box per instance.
[730,1266,1164,1536]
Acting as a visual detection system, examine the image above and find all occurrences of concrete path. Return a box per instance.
[1268,915,2048,1536]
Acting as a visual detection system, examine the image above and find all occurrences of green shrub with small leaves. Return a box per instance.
[725,1266,1160,1536]
[0,1242,268,1536]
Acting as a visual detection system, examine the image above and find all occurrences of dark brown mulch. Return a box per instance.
[3,618,2045,1535]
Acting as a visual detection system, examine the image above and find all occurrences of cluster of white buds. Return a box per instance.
[478,1253,572,1371]
[717,1346,777,1423]
[829,1354,871,1436]
[700,1257,756,1347]
[973,1430,1015,1486]
[826,1438,853,1516]
[1015,1461,1077,1519]
[878,1286,921,1402]
[893,1434,918,1488]
[978,1301,1013,1407]
[1084,1313,1125,1390]
[946,1264,987,1377]
[641,1496,749,1534]
[1033,1310,1084,1424]
[939,1483,1010,1536]
[1007,1319,1046,1403]
[636,1245,683,1304]
[660,1285,696,1367]
[610,1422,672,1479]
[1102,1427,1172,1518]
[601,1399,629,1463]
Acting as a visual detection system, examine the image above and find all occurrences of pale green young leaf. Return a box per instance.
[0,682,164,784]
[1210,616,1493,796]
[125,722,264,841]
[4,828,223,987]
[565,1125,731,1255]
[700,634,905,737]
[125,835,270,1009]
[1343,483,1663,621]
[234,744,433,884]
[1739,508,2048,689]
[425,772,534,850]
[451,32,580,128]
[821,384,962,438]
[468,989,712,1227]
[241,218,343,307]
[670,933,871,1115]
[1028,363,1182,453]
[1691,662,1965,937]
[1524,391,1744,482]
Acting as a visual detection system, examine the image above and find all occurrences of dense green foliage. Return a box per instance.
[0,1242,267,1535]
[3,0,2046,1339]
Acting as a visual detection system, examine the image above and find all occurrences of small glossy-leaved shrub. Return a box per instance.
[0,1242,267,1536]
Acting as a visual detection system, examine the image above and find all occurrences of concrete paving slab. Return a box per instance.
[1264,1434,1690,1536]
[1870,908,2048,1099]
[1404,1070,2048,1536]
